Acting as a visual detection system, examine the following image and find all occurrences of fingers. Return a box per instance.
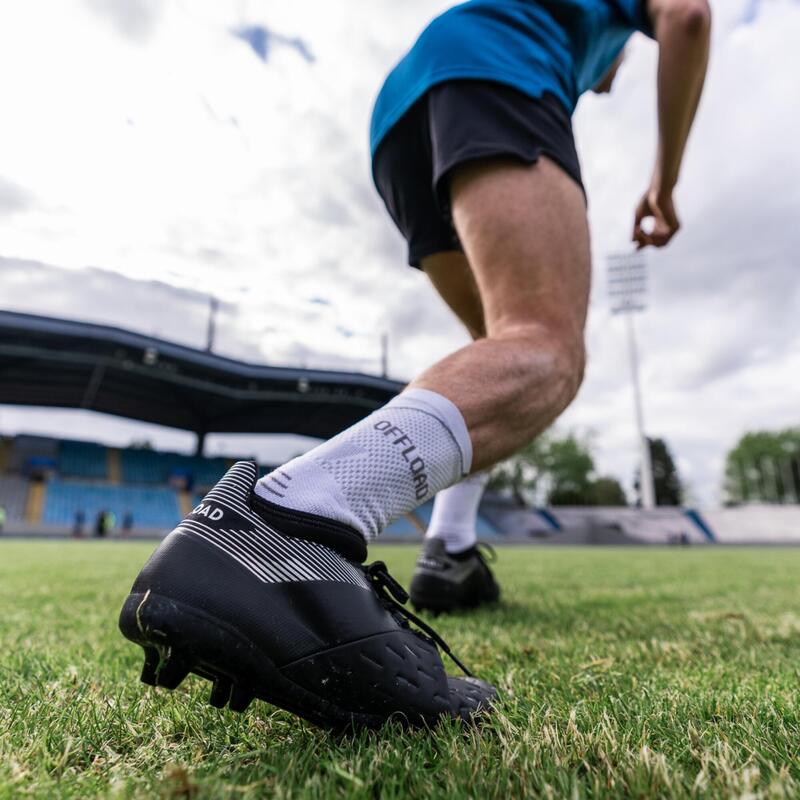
[633,193,681,249]
[651,196,680,247]
[632,196,651,250]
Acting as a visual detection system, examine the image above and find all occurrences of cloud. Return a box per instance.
[0,256,213,347]
[85,0,161,41]
[0,176,34,216]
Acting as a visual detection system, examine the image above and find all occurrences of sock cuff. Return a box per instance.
[387,387,473,475]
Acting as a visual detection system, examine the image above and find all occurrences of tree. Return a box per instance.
[634,437,682,506]
[543,433,596,505]
[588,476,628,506]
[723,427,800,504]
[489,430,627,506]
[488,436,548,506]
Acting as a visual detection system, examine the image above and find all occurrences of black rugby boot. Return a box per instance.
[410,538,501,615]
[118,462,495,730]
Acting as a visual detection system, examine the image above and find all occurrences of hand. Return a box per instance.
[632,186,680,249]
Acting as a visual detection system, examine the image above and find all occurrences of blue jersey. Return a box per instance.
[370,0,654,154]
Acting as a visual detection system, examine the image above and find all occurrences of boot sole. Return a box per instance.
[119,590,491,730]
[119,590,390,730]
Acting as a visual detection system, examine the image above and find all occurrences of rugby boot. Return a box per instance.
[410,538,500,614]
[118,461,495,730]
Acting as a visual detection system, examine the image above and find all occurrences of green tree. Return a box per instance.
[634,437,682,506]
[723,427,800,504]
[490,430,624,507]
[588,476,628,506]
[543,433,596,505]
[488,436,548,506]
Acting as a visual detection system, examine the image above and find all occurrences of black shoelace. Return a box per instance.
[363,561,473,678]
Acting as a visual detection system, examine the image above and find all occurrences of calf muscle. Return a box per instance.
[411,157,591,470]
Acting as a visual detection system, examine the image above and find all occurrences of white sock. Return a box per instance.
[426,471,489,554]
[255,388,472,541]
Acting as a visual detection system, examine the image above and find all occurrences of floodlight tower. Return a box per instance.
[607,252,656,509]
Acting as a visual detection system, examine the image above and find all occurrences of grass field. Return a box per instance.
[1,541,800,799]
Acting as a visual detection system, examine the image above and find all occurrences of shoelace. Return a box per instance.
[363,561,473,678]
[475,542,498,568]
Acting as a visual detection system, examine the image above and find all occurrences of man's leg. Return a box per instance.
[419,254,490,554]
[422,251,486,341]
[424,470,490,551]
[406,252,496,608]
[413,156,590,471]
[410,467,500,614]
[411,157,588,610]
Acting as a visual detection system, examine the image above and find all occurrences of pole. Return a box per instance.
[626,313,655,509]
[381,332,389,378]
[780,458,798,504]
[206,296,219,353]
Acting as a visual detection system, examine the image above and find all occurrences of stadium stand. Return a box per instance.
[0,437,10,473]
[9,434,58,474]
[479,495,556,539]
[120,449,228,487]
[0,474,30,522]
[0,310,404,440]
[42,481,181,530]
[59,439,108,479]
[548,507,714,544]
[701,506,800,544]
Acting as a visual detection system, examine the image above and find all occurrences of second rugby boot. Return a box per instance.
[410,538,500,614]
[119,461,495,730]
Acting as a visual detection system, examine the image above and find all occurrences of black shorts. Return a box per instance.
[372,80,583,268]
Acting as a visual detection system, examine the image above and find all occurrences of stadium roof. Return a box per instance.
[0,310,404,440]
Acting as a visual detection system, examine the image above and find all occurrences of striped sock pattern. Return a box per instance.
[180,461,369,590]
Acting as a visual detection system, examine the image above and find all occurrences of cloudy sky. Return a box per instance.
[0,0,798,505]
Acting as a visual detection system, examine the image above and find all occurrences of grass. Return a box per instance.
[1,541,799,799]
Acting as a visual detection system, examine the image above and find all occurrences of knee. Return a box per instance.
[547,337,586,409]
[565,339,587,400]
[515,330,586,424]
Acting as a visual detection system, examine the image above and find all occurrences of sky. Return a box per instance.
[0,0,798,505]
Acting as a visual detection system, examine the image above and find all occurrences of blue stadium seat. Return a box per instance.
[59,440,108,479]
[120,449,228,486]
[43,481,181,529]
[184,456,230,486]
[119,450,170,483]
